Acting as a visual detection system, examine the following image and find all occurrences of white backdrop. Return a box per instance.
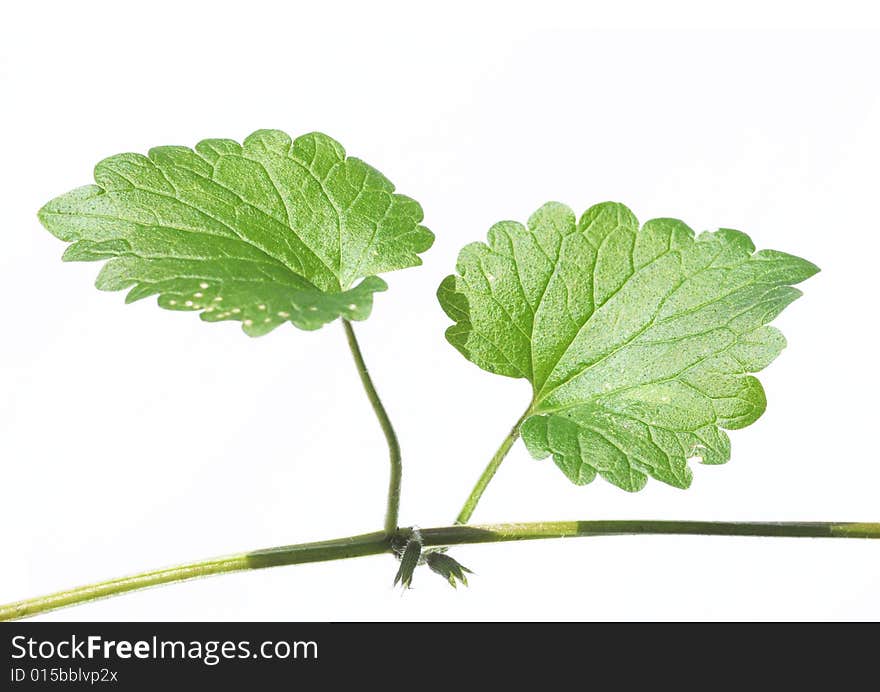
[2,1,879,621]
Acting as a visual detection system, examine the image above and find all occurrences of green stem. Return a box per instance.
[342,320,402,537]
[455,407,531,524]
[0,532,389,622]
[420,520,880,544]
[4,521,880,621]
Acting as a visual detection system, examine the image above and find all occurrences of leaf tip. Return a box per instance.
[416,225,436,254]
[802,258,821,279]
[36,203,51,229]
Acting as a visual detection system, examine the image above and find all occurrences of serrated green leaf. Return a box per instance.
[39,130,434,335]
[438,201,818,491]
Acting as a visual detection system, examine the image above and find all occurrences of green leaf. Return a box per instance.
[39,130,434,335]
[438,201,818,491]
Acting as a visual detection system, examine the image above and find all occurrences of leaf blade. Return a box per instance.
[439,201,818,491]
[39,130,433,335]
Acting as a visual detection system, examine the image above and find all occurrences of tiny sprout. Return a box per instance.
[393,534,422,590]
[426,552,472,589]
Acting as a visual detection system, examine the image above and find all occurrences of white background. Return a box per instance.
[1,1,879,621]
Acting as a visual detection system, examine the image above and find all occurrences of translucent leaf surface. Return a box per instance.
[39,130,433,335]
[439,201,817,491]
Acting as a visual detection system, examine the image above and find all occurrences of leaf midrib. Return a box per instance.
[530,284,784,420]
[530,236,756,411]
[154,151,344,289]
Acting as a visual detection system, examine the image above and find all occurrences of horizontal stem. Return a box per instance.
[420,520,880,544]
[0,532,389,622]
[4,521,880,621]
